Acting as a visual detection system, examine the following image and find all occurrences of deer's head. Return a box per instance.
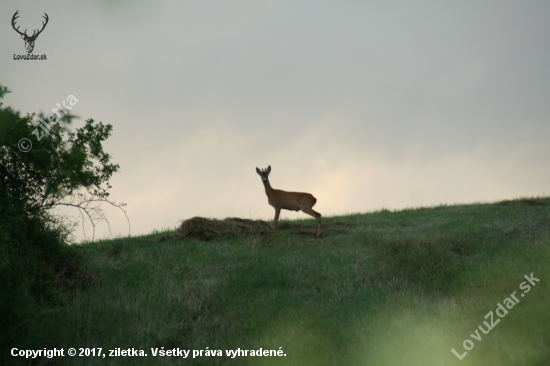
[12,11,49,54]
[256,166,271,182]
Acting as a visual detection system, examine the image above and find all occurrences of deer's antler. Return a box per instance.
[11,11,26,37]
[11,11,49,40]
[32,13,49,39]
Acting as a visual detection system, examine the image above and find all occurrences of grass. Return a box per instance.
[17,197,550,365]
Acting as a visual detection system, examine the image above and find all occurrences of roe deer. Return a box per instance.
[256,165,321,237]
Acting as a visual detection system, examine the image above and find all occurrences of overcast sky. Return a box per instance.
[2,1,549,241]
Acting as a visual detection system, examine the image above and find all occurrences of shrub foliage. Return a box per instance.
[0,85,120,355]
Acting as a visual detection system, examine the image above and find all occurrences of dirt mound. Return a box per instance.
[175,217,272,241]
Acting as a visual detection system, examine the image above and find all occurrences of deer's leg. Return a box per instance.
[314,210,322,238]
[302,207,322,238]
[273,208,281,231]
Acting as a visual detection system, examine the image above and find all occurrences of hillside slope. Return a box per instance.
[20,197,550,365]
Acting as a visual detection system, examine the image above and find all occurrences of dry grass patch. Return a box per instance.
[175,217,272,241]
[171,217,354,242]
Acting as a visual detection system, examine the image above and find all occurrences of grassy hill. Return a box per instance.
[21,197,550,365]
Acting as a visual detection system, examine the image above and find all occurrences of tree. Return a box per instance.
[0,85,126,357]
[0,86,128,240]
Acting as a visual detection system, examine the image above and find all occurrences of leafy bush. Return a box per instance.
[0,86,121,230]
[0,85,121,357]
[0,190,72,348]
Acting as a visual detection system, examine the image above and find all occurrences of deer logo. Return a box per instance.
[12,11,49,54]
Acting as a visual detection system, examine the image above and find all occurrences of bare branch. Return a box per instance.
[42,191,130,242]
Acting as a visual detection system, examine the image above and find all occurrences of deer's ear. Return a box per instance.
[267,166,271,174]
[21,34,25,40]
[256,167,261,175]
